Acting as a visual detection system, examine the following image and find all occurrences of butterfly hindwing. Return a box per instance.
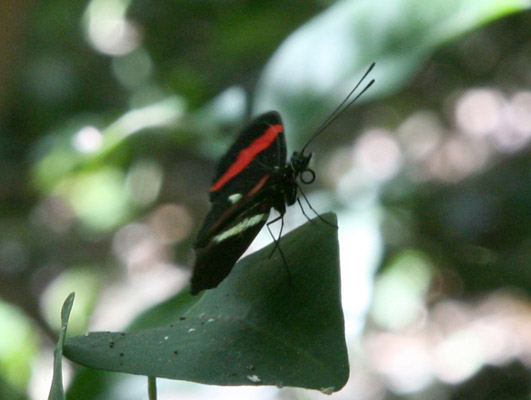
[191,201,271,295]
[191,111,287,294]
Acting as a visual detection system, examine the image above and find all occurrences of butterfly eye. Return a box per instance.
[300,168,315,184]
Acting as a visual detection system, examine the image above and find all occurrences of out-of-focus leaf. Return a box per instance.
[255,0,531,144]
[48,293,75,400]
[32,97,185,192]
[64,213,348,392]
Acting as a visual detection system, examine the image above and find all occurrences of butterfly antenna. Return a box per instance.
[301,62,376,154]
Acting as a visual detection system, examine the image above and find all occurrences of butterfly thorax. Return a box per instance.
[267,150,313,216]
[290,151,312,174]
[290,151,314,184]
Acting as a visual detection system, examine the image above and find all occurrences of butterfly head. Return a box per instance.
[290,151,315,184]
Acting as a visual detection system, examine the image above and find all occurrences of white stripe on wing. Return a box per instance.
[212,213,268,243]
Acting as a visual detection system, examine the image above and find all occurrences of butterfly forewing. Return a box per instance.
[191,111,287,294]
[210,111,286,201]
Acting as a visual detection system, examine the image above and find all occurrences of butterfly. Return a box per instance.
[190,63,375,295]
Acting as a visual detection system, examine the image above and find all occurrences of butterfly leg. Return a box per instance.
[266,215,292,285]
[296,196,316,225]
[297,185,338,228]
[266,214,284,258]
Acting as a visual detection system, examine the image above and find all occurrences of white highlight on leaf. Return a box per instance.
[320,387,335,395]
[212,214,268,243]
[247,375,261,383]
[188,328,196,333]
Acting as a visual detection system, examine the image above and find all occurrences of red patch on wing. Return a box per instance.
[247,174,270,197]
[210,124,283,192]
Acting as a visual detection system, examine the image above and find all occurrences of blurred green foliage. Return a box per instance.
[0,0,530,399]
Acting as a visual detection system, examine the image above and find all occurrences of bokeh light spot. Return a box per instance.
[126,160,163,207]
[353,128,403,181]
[72,126,103,153]
[455,89,503,137]
[149,204,193,245]
[84,0,139,56]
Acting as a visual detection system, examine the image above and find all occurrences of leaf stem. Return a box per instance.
[148,376,157,400]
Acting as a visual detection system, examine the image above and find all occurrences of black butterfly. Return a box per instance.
[191,64,375,295]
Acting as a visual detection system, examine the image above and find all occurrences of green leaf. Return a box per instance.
[48,293,75,400]
[64,213,348,392]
